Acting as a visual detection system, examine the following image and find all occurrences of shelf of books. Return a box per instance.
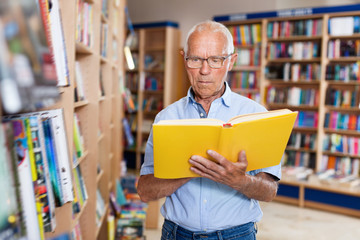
[215,4,360,217]
[226,20,264,103]
[122,21,180,170]
[0,0,125,239]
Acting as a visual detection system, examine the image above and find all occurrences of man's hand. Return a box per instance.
[189,150,248,186]
[189,150,278,202]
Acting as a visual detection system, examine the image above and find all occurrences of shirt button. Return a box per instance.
[203,199,207,203]
[200,113,204,117]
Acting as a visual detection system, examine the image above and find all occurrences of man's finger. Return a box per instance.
[207,149,231,167]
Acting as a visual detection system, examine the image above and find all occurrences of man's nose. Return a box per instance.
[199,60,211,75]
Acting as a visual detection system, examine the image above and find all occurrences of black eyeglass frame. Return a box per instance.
[184,54,233,69]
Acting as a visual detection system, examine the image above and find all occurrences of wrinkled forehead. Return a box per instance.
[187,31,228,55]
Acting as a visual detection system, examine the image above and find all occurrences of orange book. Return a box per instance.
[327,156,337,169]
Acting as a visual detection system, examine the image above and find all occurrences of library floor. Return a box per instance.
[144,199,360,240]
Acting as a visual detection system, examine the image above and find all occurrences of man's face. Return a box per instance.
[182,31,236,100]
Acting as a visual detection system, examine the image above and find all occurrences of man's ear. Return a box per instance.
[180,50,185,57]
[228,53,238,71]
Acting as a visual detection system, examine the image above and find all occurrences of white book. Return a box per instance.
[352,159,360,177]
[330,17,354,36]
[283,63,290,81]
[291,64,299,82]
[40,109,74,204]
[321,155,329,172]
[75,61,86,101]
[49,0,70,86]
[328,41,334,59]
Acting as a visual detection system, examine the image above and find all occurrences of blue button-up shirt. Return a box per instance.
[140,82,281,232]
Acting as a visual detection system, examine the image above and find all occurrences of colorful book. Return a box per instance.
[11,119,42,239]
[6,113,58,232]
[42,117,63,207]
[28,115,56,232]
[0,123,24,239]
[40,109,73,204]
[153,109,298,178]
[73,113,84,158]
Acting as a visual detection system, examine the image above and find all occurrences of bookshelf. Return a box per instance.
[0,0,125,239]
[215,4,360,217]
[123,21,181,170]
[226,20,264,103]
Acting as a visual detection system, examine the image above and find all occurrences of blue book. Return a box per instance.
[42,118,63,207]
[354,16,360,33]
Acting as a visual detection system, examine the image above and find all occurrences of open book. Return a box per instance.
[153,109,298,179]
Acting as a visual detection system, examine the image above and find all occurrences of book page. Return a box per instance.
[156,118,224,126]
[228,109,293,125]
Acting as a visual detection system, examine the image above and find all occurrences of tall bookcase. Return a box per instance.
[215,4,360,217]
[0,0,125,239]
[123,21,180,170]
[226,20,265,103]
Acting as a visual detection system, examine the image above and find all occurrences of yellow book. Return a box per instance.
[153,109,298,179]
[240,25,246,45]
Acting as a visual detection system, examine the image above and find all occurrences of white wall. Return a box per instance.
[128,0,360,46]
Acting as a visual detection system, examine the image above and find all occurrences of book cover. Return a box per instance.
[11,119,42,239]
[23,118,46,239]
[73,113,84,158]
[74,61,86,101]
[72,166,84,210]
[47,0,70,87]
[28,115,56,232]
[71,221,82,240]
[42,118,63,207]
[76,166,88,202]
[40,109,73,204]
[153,109,298,179]
[0,123,24,239]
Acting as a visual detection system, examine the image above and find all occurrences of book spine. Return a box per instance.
[73,166,84,208]
[49,109,74,204]
[0,123,24,238]
[23,118,45,239]
[49,0,70,86]
[77,166,88,201]
[30,115,56,232]
[42,118,63,207]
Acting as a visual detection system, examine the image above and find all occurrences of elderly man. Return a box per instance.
[137,20,280,240]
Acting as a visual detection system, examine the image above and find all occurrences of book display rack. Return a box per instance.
[123,21,180,170]
[215,4,360,217]
[0,0,125,239]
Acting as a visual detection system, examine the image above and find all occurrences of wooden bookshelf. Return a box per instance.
[123,21,181,170]
[0,0,125,239]
[216,4,360,217]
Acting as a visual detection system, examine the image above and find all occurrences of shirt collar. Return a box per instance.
[186,81,232,107]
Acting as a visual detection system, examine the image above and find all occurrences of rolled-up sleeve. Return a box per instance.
[248,162,282,180]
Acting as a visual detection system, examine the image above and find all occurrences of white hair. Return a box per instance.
[183,20,234,55]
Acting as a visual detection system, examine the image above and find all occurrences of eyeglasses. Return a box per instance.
[185,54,232,69]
